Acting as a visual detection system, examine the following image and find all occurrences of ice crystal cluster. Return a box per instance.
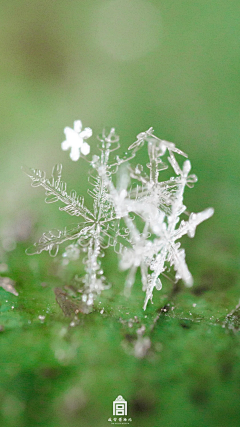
[24,120,214,310]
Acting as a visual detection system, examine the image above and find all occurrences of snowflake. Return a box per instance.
[24,121,214,310]
[24,123,132,306]
[61,120,92,161]
[106,127,214,309]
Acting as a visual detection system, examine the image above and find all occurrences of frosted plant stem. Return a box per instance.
[148,140,159,184]
[83,231,102,305]
[143,247,167,310]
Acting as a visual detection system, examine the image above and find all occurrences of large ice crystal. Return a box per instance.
[24,121,213,310]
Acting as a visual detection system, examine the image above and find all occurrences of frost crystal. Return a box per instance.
[61,120,92,161]
[24,121,214,310]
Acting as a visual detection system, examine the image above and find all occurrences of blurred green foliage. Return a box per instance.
[0,1,240,426]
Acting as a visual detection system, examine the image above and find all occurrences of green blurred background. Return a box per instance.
[0,1,240,426]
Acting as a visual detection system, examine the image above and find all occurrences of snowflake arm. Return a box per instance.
[23,164,94,222]
[26,223,94,257]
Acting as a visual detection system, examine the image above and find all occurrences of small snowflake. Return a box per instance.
[61,120,92,161]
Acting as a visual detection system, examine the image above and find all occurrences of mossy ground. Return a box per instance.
[0,238,239,427]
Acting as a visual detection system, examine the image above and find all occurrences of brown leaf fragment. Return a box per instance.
[0,277,18,296]
[54,287,91,316]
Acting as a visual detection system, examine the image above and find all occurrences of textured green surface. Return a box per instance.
[1,1,240,426]
[0,238,240,427]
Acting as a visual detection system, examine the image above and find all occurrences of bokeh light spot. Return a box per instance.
[94,0,161,61]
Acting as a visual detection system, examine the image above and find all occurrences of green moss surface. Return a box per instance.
[0,239,239,427]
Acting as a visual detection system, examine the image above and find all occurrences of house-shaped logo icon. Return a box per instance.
[113,395,127,416]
